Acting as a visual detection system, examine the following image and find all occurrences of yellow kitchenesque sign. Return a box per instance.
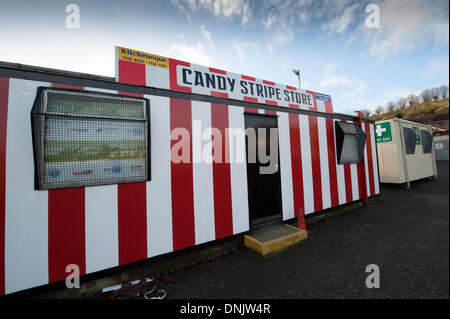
[117,47,169,69]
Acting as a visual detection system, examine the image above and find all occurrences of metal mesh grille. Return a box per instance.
[31,87,150,190]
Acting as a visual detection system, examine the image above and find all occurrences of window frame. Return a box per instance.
[334,121,367,165]
[31,87,151,190]
[420,129,433,154]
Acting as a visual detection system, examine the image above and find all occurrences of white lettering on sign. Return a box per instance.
[376,125,386,137]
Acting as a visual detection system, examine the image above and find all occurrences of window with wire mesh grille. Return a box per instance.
[31,87,150,190]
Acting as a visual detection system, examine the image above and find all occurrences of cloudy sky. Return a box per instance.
[0,0,448,113]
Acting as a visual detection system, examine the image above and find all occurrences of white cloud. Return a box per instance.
[322,3,359,34]
[232,41,259,60]
[168,42,213,65]
[273,29,293,45]
[262,11,277,29]
[319,63,352,89]
[365,0,449,58]
[171,0,251,24]
[267,41,273,54]
[380,87,413,103]
[200,25,214,47]
[425,57,449,80]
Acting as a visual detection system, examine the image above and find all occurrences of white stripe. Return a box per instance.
[84,87,121,273]
[370,124,380,194]
[277,112,295,220]
[334,119,347,205]
[191,101,215,244]
[85,185,118,273]
[350,164,359,201]
[228,105,249,234]
[5,79,49,293]
[316,102,331,209]
[145,95,173,257]
[336,163,347,204]
[145,64,170,90]
[362,125,371,197]
[258,109,265,114]
[299,114,314,215]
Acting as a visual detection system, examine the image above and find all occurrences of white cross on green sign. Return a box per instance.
[412,126,421,145]
[375,122,392,143]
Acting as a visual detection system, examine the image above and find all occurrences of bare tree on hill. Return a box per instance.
[375,105,384,115]
[440,84,449,98]
[407,94,419,108]
[397,97,407,109]
[431,87,441,101]
[420,89,433,104]
[387,101,396,112]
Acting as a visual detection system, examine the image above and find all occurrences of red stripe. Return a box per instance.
[354,120,364,199]
[307,90,319,112]
[241,75,255,81]
[170,98,195,250]
[211,103,233,239]
[170,59,191,92]
[309,116,323,212]
[244,96,258,102]
[209,67,226,75]
[48,188,86,283]
[244,96,259,109]
[325,101,334,114]
[117,182,147,264]
[52,83,83,90]
[288,111,305,220]
[308,93,322,212]
[341,120,353,203]
[325,102,338,206]
[265,110,277,115]
[0,77,9,295]
[118,60,146,86]
[343,164,353,202]
[265,100,277,106]
[365,122,375,196]
[117,60,148,264]
[244,96,258,113]
[263,80,275,86]
[211,91,228,98]
[48,83,86,283]
[286,85,297,91]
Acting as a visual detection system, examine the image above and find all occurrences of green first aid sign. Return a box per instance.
[412,126,421,144]
[375,122,392,143]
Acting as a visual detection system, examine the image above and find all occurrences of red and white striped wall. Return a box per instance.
[0,72,379,295]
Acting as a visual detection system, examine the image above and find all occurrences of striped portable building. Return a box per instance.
[0,49,380,295]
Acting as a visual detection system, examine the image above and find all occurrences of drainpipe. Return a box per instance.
[429,124,438,179]
[356,111,369,206]
[397,119,410,188]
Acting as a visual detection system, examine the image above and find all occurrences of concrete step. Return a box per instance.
[244,224,307,256]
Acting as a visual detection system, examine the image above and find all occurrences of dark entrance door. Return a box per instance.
[245,113,282,226]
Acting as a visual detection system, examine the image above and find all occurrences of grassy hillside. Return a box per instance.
[371,97,449,121]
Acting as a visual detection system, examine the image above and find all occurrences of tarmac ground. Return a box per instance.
[146,161,449,298]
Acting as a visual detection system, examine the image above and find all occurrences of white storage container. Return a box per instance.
[375,118,437,186]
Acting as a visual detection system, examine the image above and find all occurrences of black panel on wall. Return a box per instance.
[335,122,366,164]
